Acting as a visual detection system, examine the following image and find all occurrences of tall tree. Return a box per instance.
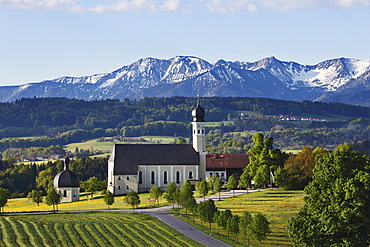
[249,212,271,246]
[197,199,218,230]
[254,164,270,188]
[239,210,253,246]
[226,174,238,197]
[227,215,240,241]
[164,182,178,208]
[288,143,370,246]
[212,174,223,200]
[215,209,233,233]
[28,190,43,206]
[149,186,163,206]
[103,191,115,212]
[44,187,61,213]
[180,180,194,208]
[0,187,9,213]
[81,176,105,198]
[242,133,288,189]
[280,145,327,189]
[196,179,209,201]
[124,191,140,213]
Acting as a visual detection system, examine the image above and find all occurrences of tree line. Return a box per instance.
[0,97,369,136]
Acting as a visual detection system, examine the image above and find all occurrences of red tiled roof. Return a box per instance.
[206,154,250,169]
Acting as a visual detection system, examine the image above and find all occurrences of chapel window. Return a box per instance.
[138,171,143,184]
[63,190,67,197]
[126,176,130,180]
[118,176,121,180]
[176,171,181,184]
[163,171,168,184]
[188,171,193,179]
[118,186,121,190]
[126,185,130,190]
[151,171,155,184]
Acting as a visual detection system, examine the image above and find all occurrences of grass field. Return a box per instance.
[180,189,305,247]
[5,192,169,213]
[0,212,202,247]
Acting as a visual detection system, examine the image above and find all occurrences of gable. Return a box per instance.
[111,144,200,175]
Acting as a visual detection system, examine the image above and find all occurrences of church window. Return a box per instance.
[176,171,181,184]
[188,171,193,179]
[118,176,121,180]
[163,171,168,184]
[126,185,130,190]
[198,130,200,134]
[126,176,130,180]
[202,129,205,134]
[118,186,121,190]
[151,171,155,184]
[63,190,67,197]
[138,171,143,184]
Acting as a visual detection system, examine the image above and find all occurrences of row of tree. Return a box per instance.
[121,181,271,246]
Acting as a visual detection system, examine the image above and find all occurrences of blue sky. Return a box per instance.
[1,0,370,86]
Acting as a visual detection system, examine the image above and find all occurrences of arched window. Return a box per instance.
[138,171,143,184]
[126,176,130,180]
[188,171,193,179]
[151,171,155,184]
[176,171,181,184]
[163,171,168,184]
[126,185,130,190]
[118,176,121,180]
[63,190,67,197]
[118,186,121,190]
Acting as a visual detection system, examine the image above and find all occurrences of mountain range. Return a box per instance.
[1,56,369,106]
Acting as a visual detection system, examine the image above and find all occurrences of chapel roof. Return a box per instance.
[54,157,80,188]
[110,144,200,175]
[206,154,250,170]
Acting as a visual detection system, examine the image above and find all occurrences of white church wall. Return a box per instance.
[57,187,80,203]
[137,164,199,192]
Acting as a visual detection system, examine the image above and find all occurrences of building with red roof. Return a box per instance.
[206,154,250,181]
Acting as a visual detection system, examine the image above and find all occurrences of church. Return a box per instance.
[107,100,207,195]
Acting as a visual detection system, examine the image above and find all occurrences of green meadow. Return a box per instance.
[180,189,305,247]
[0,212,202,247]
[5,192,168,213]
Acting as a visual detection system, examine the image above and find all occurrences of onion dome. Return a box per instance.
[53,157,80,188]
[192,96,205,122]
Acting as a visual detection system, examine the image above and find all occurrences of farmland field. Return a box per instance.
[0,212,202,247]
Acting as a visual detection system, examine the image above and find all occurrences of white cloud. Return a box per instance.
[202,0,370,13]
[0,0,369,13]
[161,0,180,11]
[0,0,80,11]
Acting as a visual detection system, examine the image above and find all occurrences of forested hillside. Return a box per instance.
[0,97,369,151]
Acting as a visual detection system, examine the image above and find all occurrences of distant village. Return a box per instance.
[236,112,328,122]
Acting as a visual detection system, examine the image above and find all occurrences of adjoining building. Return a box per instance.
[206,154,250,181]
[53,157,80,203]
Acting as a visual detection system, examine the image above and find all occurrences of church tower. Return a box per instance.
[192,96,206,180]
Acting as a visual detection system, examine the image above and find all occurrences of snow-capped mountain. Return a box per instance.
[0,56,369,106]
